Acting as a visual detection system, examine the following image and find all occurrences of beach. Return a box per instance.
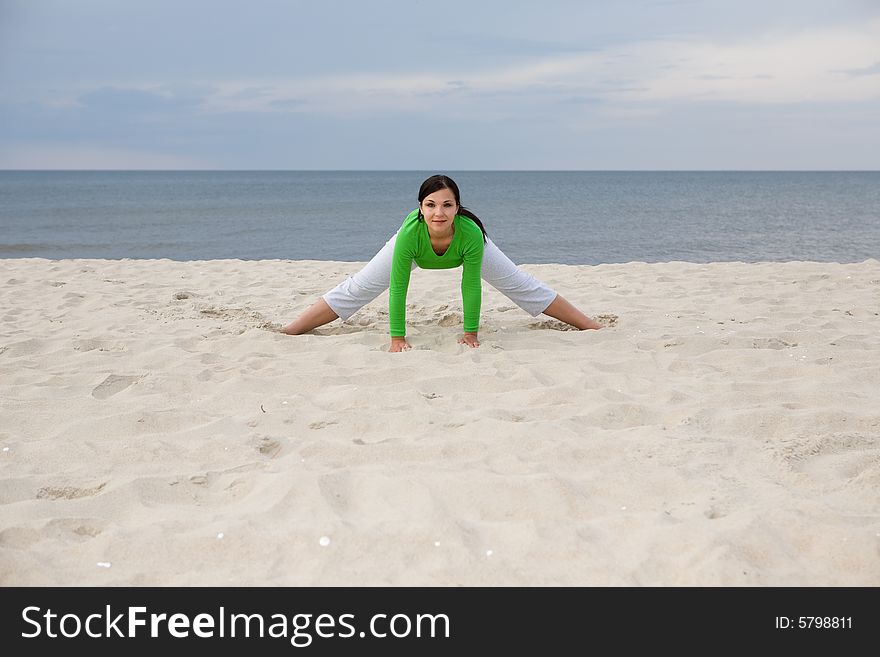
[1,256,878,586]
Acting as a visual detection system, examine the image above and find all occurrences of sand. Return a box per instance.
[1,257,878,586]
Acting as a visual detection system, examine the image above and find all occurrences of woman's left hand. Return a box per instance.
[458,332,480,348]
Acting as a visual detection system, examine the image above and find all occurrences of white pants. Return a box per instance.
[323,231,557,321]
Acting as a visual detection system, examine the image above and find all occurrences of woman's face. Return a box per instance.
[420,188,458,236]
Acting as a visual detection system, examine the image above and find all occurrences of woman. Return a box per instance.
[281,175,603,351]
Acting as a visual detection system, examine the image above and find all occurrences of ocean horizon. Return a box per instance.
[2,170,878,264]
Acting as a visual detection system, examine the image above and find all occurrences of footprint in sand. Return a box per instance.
[36,482,107,500]
[0,519,104,549]
[198,305,272,331]
[250,435,285,458]
[703,504,729,520]
[73,338,125,353]
[528,314,618,330]
[43,518,106,541]
[438,312,462,327]
[318,471,352,516]
[751,337,797,349]
[91,374,143,399]
[309,420,339,430]
[528,319,580,331]
[777,432,878,484]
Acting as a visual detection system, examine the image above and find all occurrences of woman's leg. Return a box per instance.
[280,232,399,335]
[481,238,602,329]
[280,298,338,335]
[542,294,604,329]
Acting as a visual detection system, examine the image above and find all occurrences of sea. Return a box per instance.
[1,171,878,265]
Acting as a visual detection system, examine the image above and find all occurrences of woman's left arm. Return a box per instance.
[459,236,484,348]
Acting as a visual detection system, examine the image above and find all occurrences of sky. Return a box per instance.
[1,0,879,170]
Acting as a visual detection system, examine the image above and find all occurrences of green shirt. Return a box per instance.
[389,209,484,337]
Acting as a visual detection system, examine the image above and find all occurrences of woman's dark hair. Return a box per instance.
[416,174,488,243]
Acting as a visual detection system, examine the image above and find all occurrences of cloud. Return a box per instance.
[3,7,879,169]
[15,17,878,128]
[179,19,880,119]
[0,143,214,169]
[614,21,880,104]
[77,87,198,114]
[836,61,880,76]
[76,86,210,114]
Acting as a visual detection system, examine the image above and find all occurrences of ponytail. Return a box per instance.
[457,206,488,244]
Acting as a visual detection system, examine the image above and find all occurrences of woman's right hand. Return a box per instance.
[388,337,412,353]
